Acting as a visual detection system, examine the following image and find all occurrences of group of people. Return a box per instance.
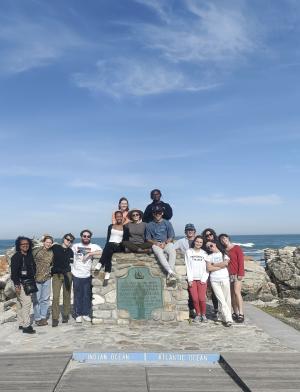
[10,189,244,334]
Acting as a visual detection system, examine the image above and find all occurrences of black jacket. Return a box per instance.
[51,244,74,274]
[11,252,36,286]
[143,201,173,223]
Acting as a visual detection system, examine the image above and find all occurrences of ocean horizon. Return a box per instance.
[1,234,300,263]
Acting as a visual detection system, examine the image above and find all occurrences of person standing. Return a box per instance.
[123,209,152,253]
[219,233,245,323]
[112,197,130,225]
[201,228,221,317]
[185,235,209,323]
[11,236,36,334]
[174,223,196,254]
[145,205,176,280]
[96,211,129,286]
[51,233,75,327]
[143,189,173,223]
[206,241,233,327]
[32,235,54,326]
[72,230,102,323]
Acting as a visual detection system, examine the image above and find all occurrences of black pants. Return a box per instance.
[122,241,152,252]
[100,242,123,273]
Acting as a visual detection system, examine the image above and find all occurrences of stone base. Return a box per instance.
[92,253,189,323]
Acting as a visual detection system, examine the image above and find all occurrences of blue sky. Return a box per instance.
[0,0,300,238]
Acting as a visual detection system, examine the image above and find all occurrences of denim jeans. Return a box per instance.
[32,279,51,321]
[73,276,92,317]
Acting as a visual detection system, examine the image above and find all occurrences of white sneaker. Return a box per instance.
[75,316,82,323]
[94,263,102,271]
[82,315,91,322]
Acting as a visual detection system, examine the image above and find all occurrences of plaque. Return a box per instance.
[117,267,163,320]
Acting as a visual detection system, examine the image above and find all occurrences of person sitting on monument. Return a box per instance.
[174,223,197,254]
[95,211,130,286]
[143,189,173,223]
[145,205,176,281]
[122,209,152,253]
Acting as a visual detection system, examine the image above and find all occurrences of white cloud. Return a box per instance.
[198,194,283,206]
[135,0,257,64]
[73,58,220,97]
[0,16,86,74]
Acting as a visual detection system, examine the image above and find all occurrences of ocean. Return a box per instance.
[1,234,300,264]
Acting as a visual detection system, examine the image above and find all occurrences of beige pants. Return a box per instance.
[16,286,32,328]
[211,280,233,323]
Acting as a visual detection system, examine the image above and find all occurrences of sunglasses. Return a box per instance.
[82,235,91,238]
[65,238,73,243]
[206,244,215,249]
[205,233,213,237]
[132,213,140,217]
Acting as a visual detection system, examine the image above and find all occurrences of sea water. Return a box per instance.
[1,235,300,264]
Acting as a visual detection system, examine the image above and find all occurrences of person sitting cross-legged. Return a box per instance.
[122,209,152,253]
[145,205,176,281]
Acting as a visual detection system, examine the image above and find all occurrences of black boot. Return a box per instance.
[23,325,36,334]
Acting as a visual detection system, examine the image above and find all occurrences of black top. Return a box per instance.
[143,201,173,223]
[51,244,74,274]
[11,252,36,286]
[106,224,130,243]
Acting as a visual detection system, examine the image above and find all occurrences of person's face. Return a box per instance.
[153,211,163,221]
[63,236,74,247]
[115,213,123,224]
[131,212,140,222]
[194,237,203,249]
[186,229,195,239]
[44,239,53,249]
[119,200,128,211]
[152,191,161,202]
[81,232,91,245]
[220,236,230,247]
[206,242,217,252]
[205,231,214,241]
[19,240,30,253]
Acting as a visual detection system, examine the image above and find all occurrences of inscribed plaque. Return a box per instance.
[117,267,163,320]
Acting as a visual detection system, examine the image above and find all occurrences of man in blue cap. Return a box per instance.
[174,223,196,254]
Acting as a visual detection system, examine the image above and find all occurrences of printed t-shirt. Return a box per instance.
[207,252,230,282]
[71,243,102,278]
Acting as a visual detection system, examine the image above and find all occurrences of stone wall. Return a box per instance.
[91,253,189,324]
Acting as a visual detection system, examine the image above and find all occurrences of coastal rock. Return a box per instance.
[265,246,300,299]
[242,258,277,302]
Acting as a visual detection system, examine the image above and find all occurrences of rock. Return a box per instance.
[243,259,277,301]
[0,256,9,276]
[92,295,105,305]
[265,246,300,299]
[0,308,16,324]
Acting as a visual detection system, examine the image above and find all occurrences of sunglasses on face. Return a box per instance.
[205,233,213,237]
[206,244,215,249]
[65,238,73,243]
[82,235,91,239]
[132,213,140,217]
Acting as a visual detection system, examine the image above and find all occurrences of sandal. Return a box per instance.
[237,314,244,323]
[232,313,238,321]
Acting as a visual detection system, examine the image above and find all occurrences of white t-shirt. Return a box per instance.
[185,248,209,283]
[207,252,229,282]
[71,243,102,278]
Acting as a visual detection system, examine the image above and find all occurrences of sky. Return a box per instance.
[0,0,300,238]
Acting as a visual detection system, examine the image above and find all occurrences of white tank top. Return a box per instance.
[109,228,123,244]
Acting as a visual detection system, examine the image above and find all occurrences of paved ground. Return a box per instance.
[0,305,295,354]
[1,304,300,392]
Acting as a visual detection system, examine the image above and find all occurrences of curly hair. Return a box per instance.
[15,236,33,252]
